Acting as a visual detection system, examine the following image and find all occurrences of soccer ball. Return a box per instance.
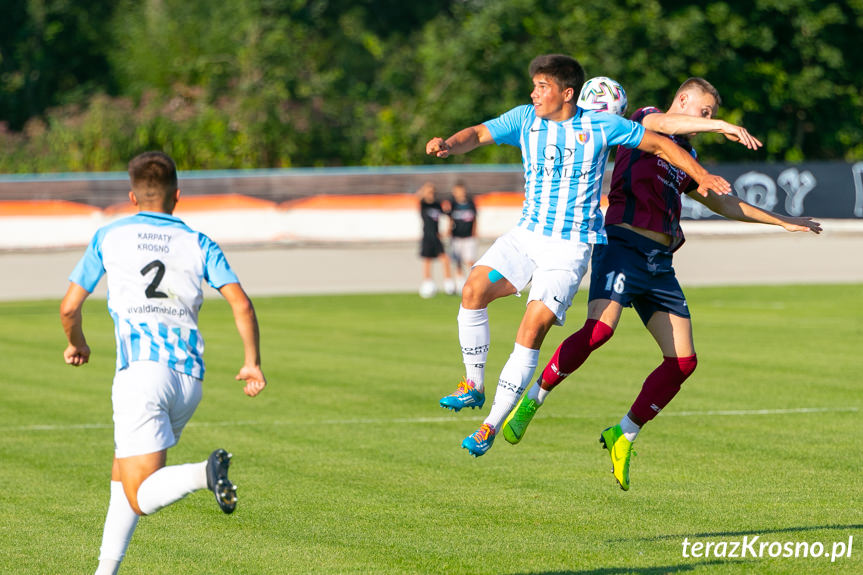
[577,76,628,116]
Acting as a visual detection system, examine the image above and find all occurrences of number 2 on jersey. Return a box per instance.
[141,260,169,298]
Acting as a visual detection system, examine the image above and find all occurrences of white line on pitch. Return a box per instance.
[1,406,857,433]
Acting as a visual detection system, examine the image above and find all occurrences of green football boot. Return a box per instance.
[501,395,540,444]
[599,424,634,491]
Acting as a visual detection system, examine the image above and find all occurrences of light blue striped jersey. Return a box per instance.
[484,104,645,243]
[69,212,239,379]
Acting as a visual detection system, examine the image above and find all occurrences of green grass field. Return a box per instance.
[0,284,860,574]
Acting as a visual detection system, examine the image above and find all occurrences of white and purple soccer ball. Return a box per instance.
[577,76,628,116]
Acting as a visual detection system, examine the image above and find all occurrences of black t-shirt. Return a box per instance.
[420,199,444,239]
[448,198,477,238]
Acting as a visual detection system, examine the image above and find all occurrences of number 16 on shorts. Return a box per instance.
[605,271,626,294]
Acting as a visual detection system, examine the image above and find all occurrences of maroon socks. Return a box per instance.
[630,355,697,424]
[541,319,614,389]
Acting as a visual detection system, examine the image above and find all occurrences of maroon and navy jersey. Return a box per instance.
[605,106,698,250]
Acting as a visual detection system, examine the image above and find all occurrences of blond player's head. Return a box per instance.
[671,77,721,118]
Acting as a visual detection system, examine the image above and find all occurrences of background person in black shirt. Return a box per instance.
[417,181,456,297]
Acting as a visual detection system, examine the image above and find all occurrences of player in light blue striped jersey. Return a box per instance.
[60,151,267,575]
[426,54,731,457]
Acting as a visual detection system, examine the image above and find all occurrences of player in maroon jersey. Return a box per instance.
[500,77,822,490]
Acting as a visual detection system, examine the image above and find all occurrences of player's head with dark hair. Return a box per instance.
[452,180,468,202]
[128,151,179,213]
[529,54,585,93]
[675,77,722,115]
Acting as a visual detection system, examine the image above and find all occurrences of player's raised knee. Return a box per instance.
[460,275,488,308]
[673,354,698,379]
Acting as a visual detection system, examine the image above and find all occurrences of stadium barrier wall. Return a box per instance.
[0,192,530,249]
[1,162,861,249]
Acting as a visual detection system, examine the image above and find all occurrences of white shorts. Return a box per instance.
[112,361,203,458]
[475,226,592,326]
[450,236,478,267]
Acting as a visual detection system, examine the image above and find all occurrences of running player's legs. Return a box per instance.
[115,451,168,514]
[112,361,207,514]
[97,362,213,574]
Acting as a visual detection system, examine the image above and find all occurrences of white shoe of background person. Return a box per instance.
[419,279,437,298]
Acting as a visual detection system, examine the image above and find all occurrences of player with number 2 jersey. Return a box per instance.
[61,151,267,575]
[70,211,237,379]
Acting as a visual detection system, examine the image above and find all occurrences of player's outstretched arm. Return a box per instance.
[642,114,763,150]
[688,190,822,234]
[638,130,732,197]
[60,282,92,366]
[219,282,267,397]
[426,124,494,158]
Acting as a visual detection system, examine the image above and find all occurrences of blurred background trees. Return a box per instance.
[0,0,860,172]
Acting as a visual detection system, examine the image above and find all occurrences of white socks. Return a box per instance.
[136,462,208,516]
[620,414,641,442]
[458,306,490,392]
[485,343,540,430]
[95,481,139,575]
[95,462,208,573]
[526,380,549,405]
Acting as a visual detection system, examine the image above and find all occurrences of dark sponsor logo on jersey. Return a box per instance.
[656,158,688,186]
[536,145,593,181]
[532,164,591,180]
[543,144,576,162]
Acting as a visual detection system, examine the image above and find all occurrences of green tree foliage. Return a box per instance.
[405,0,863,164]
[0,0,860,172]
[0,0,116,130]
